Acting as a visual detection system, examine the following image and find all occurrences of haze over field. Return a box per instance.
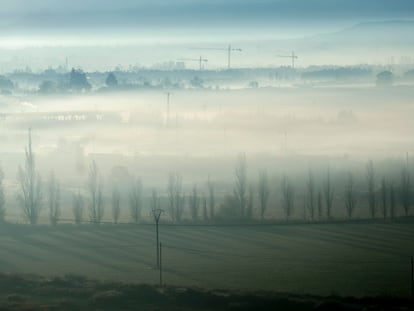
[0,1,412,210]
[0,0,413,214]
[0,0,414,303]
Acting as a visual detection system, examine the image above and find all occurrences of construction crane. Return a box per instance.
[190,45,242,69]
[177,56,208,70]
[277,51,298,68]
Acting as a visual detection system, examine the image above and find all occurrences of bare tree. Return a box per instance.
[167,174,175,220]
[258,170,270,220]
[72,190,84,225]
[202,194,208,221]
[281,175,294,220]
[344,172,357,219]
[87,161,104,224]
[189,184,200,221]
[246,184,254,219]
[389,183,396,218]
[112,186,121,224]
[207,176,215,220]
[323,167,334,219]
[129,178,143,223]
[302,200,307,221]
[48,171,60,225]
[17,128,42,225]
[234,154,247,217]
[150,189,160,211]
[380,177,387,219]
[167,172,184,222]
[400,166,411,216]
[306,170,316,221]
[366,160,376,219]
[0,165,5,222]
[317,189,323,219]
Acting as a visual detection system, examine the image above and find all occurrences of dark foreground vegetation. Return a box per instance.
[0,273,412,311]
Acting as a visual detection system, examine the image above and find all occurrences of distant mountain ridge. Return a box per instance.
[306,20,414,48]
[338,20,414,34]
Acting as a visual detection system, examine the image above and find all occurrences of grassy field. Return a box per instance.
[0,220,413,297]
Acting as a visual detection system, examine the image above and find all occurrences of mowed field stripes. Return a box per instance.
[0,222,413,296]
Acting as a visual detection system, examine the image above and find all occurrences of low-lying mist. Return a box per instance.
[1,85,413,224]
[2,86,413,157]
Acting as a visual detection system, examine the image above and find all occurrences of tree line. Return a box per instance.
[0,133,412,225]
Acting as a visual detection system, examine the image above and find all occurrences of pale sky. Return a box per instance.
[0,0,413,34]
[0,0,413,70]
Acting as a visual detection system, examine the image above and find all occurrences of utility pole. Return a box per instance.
[166,92,171,126]
[159,242,163,287]
[152,208,163,268]
[199,56,207,70]
[411,256,413,299]
[189,45,242,69]
[226,45,242,69]
[277,51,298,69]
[177,56,208,70]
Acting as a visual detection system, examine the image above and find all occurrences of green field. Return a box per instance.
[0,221,413,297]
